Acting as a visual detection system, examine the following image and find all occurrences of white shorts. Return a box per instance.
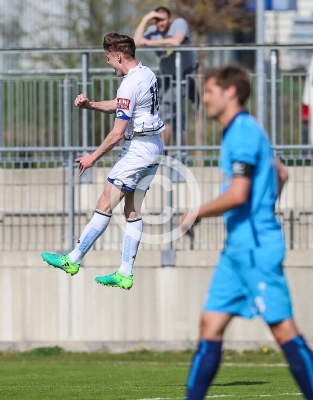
[108,135,163,192]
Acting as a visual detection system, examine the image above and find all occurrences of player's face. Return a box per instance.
[202,78,229,120]
[106,51,123,77]
[154,12,171,33]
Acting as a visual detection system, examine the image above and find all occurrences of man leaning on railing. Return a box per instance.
[134,5,199,148]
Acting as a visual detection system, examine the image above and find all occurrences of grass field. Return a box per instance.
[0,347,302,400]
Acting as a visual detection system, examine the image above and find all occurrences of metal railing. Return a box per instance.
[1,45,313,251]
[0,147,313,252]
[1,46,313,147]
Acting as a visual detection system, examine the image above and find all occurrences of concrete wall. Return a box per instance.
[0,249,312,352]
[2,166,312,213]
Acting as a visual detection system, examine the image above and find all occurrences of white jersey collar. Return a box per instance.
[124,61,142,77]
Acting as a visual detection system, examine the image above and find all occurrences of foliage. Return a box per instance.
[0,347,286,363]
[129,0,254,40]
[39,0,121,69]
[2,0,255,69]
[2,0,129,69]
[22,346,64,357]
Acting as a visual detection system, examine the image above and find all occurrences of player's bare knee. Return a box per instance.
[269,318,300,345]
[200,315,211,336]
[199,313,227,341]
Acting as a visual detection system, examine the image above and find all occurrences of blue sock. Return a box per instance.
[281,336,313,400]
[186,340,222,400]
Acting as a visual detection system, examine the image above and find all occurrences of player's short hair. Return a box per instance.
[154,6,171,18]
[102,32,136,59]
[205,64,251,106]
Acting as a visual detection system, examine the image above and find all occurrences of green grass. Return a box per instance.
[0,348,301,399]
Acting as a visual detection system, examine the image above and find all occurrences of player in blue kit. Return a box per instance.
[181,64,313,400]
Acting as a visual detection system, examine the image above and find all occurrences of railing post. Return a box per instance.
[0,79,4,160]
[290,210,294,250]
[271,50,277,146]
[161,157,175,267]
[64,77,74,339]
[82,53,89,149]
[68,150,75,251]
[166,157,173,251]
[256,0,265,128]
[63,77,70,156]
[63,78,75,250]
[175,51,182,158]
[67,150,74,339]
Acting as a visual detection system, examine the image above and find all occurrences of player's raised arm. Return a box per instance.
[74,93,116,114]
[134,11,163,46]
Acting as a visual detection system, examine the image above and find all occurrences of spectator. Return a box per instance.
[134,6,198,147]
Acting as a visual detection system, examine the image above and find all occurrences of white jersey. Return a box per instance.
[116,62,165,140]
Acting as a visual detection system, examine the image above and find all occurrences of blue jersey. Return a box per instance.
[220,110,283,251]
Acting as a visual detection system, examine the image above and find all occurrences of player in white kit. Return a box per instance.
[41,32,164,290]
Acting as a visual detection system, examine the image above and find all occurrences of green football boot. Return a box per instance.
[95,271,133,290]
[41,252,80,276]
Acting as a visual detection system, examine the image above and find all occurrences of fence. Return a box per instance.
[1,150,313,252]
[1,45,313,253]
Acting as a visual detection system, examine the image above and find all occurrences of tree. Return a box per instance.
[159,0,255,144]
[129,0,254,44]
[1,0,131,69]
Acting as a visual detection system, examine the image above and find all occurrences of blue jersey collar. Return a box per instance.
[222,109,249,137]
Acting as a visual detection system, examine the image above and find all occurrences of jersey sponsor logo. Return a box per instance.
[116,109,131,120]
[117,98,130,110]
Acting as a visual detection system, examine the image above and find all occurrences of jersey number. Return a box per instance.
[149,83,159,116]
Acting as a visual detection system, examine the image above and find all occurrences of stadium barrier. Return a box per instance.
[0,46,313,350]
[1,44,313,148]
[0,149,312,251]
[1,45,313,251]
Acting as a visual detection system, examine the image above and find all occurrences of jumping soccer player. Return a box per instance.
[181,64,313,400]
[41,32,164,290]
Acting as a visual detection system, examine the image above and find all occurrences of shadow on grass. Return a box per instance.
[213,381,268,387]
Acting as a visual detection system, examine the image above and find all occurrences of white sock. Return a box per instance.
[118,217,143,276]
[69,210,112,263]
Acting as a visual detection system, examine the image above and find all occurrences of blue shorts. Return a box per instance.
[204,242,293,324]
